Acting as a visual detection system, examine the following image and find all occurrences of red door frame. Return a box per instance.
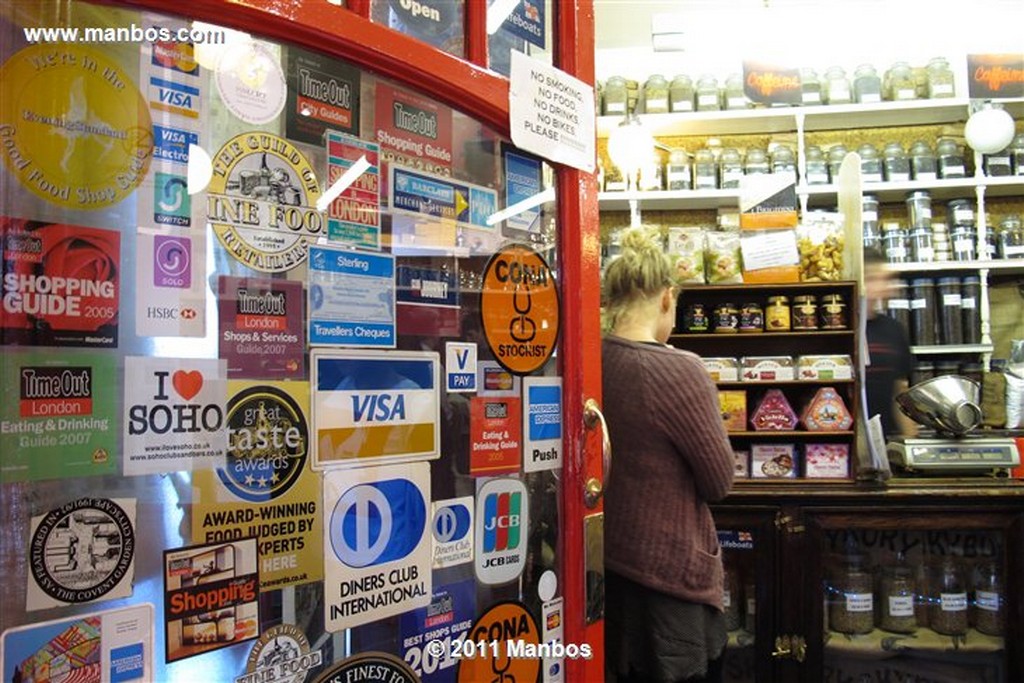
[118,1,604,678]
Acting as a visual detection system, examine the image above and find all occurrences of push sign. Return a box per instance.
[523,377,562,473]
[446,342,477,393]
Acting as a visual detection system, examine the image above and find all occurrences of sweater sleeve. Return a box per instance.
[651,350,735,502]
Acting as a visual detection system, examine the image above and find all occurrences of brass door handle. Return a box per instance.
[771,635,791,659]
[583,398,611,508]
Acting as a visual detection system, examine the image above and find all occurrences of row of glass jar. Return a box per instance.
[601,59,957,116]
[884,276,981,346]
[601,145,800,192]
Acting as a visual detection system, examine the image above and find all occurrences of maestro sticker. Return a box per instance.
[480,244,560,375]
[0,44,153,210]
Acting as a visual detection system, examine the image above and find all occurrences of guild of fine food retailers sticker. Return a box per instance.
[286,47,360,144]
[122,356,228,476]
[456,601,541,683]
[474,478,528,585]
[399,579,476,682]
[1,219,120,348]
[27,497,136,610]
[163,537,260,663]
[312,652,419,683]
[236,624,323,683]
[218,276,305,380]
[192,381,323,592]
[1,603,155,683]
[135,227,206,338]
[1,350,118,483]
[0,44,153,210]
[207,133,324,273]
[323,462,431,631]
[480,244,560,375]
[215,41,286,125]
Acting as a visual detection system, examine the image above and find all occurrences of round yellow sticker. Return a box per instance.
[0,44,153,210]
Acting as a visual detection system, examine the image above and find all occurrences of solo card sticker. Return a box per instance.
[215,41,286,124]
[2,219,120,348]
[122,356,228,476]
[522,377,562,473]
[192,381,322,591]
[163,538,260,663]
[218,276,304,380]
[469,396,522,476]
[1,603,154,683]
[323,462,431,631]
[1,350,117,483]
[135,227,206,337]
[431,497,474,569]
[375,83,453,178]
[308,245,396,347]
[286,47,360,144]
[311,349,440,469]
[27,497,136,610]
[474,478,528,585]
[326,131,381,250]
[236,624,324,683]
[445,342,477,393]
[399,579,475,682]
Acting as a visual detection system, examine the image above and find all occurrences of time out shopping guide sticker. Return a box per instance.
[0,43,153,210]
[1,350,117,483]
[326,131,381,249]
[236,624,323,683]
[1,603,154,683]
[522,377,562,473]
[323,462,431,631]
[218,276,305,380]
[480,243,559,375]
[163,537,260,663]
[122,356,228,476]
[474,478,528,585]
[191,381,322,592]
[135,226,206,338]
[27,497,136,610]
[310,349,440,470]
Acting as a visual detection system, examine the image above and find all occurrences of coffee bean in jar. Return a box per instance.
[880,554,917,634]
[819,294,847,329]
[829,554,875,634]
[973,561,1005,637]
[792,295,818,330]
[929,557,968,636]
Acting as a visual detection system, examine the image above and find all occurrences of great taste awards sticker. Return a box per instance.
[207,133,324,272]
[0,44,153,209]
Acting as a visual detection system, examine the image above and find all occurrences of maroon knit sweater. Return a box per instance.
[602,335,735,610]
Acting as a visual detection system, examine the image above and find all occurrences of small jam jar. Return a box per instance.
[684,303,710,332]
[819,294,847,329]
[713,303,739,333]
[792,295,818,330]
[739,303,764,332]
[765,296,791,331]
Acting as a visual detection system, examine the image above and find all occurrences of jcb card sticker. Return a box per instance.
[480,244,560,375]
[236,624,323,683]
[192,381,322,592]
[122,356,228,475]
[400,579,475,682]
[477,360,520,397]
[469,396,522,476]
[474,478,528,585]
[456,601,540,683]
[323,462,431,631]
[163,538,260,663]
[0,44,153,210]
[215,41,287,125]
[207,133,324,273]
[308,245,396,347]
[27,497,136,610]
[2,219,120,348]
[326,131,381,250]
[523,377,562,473]
[431,497,474,569]
[1,350,117,483]
[311,349,440,469]
[446,342,477,393]
[1,603,154,683]
[218,276,305,380]
[135,227,206,337]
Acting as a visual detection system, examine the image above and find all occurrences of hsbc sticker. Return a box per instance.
[135,227,206,338]
[474,478,528,585]
[431,496,473,569]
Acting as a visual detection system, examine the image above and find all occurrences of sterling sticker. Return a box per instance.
[236,624,323,683]
[207,133,324,273]
[27,497,136,610]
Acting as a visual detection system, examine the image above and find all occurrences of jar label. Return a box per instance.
[864,172,884,183]
[845,592,873,612]
[888,298,910,310]
[862,210,878,222]
[728,97,747,109]
[940,593,968,612]
[808,170,829,184]
[723,590,732,608]
[803,92,822,104]
[932,83,954,96]
[746,598,756,615]
[896,88,917,100]
[944,165,966,177]
[911,298,927,309]
[830,85,851,101]
[915,171,938,181]
[954,209,975,223]
[976,590,1000,611]
[962,296,976,309]
[860,93,882,104]
[954,239,974,253]
[646,98,668,111]
[889,172,911,182]
[888,595,914,617]
[605,180,627,192]
[605,101,626,114]
[1006,245,1024,256]
[671,101,694,113]
[943,294,962,306]
[916,247,935,261]
[698,94,719,107]
[886,246,907,259]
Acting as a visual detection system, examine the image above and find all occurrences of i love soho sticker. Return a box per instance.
[122,357,228,475]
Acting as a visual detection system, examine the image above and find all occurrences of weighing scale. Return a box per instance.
[887,434,1020,477]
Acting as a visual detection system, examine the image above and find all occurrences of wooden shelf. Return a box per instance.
[598,188,739,210]
[678,281,856,294]
[727,431,855,438]
[717,379,854,388]
[910,344,994,355]
[672,330,854,341]
[889,260,1024,274]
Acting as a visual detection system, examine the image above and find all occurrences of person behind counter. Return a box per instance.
[864,248,919,438]
[601,227,735,683]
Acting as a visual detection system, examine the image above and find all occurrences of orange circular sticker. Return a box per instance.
[457,601,541,683]
[480,244,560,375]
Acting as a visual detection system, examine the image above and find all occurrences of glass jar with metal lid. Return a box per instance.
[827,144,849,180]
[666,149,692,190]
[739,303,764,332]
[771,145,797,183]
[642,74,670,114]
[947,198,975,227]
[909,278,937,345]
[693,148,718,189]
[713,302,739,333]
[853,63,882,103]
[792,295,818,330]
[937,138,967,179]
[859,143,883,183]
[909,225,934,263]
[910,140,938,180]
[883,223,908,264]
[800,68,822,105]
[724,73,747,110]
[997,214,1023,259]
[1011,133,1024,175]
[829,554,875,634]
[886,61,917,101]
[905,190,932,228]
[884,142,911,182]
[696,74,721,112]
[805,145,830,185]
[603,76,628,116]
[930,557,968,635]
[744,148,770,175]
[684,302,710,332]
[880,553,917,634]
[719,148,744,189]
[669,74,695,113]
[973,561,1006,637]
[824,66,852,104]
[950,224,976,261]
[961,275,981,343]
[926,57,955,98]
[937,276,963,345]
[766,296,791,331]
[886,279,911,335]
[819,294,847,329]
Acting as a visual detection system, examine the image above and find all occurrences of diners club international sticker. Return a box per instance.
[27,497,136,610]
[207,133,324,272]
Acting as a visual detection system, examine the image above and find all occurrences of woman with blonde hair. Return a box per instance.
[602,227,735,683]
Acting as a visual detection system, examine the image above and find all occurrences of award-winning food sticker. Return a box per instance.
[135,227,206,338]
[192,381,322,591]
[207,133,324,273]
[27,497,136,610]
[1,350,117,483]
[474,478,528,585]
[312,652,418,683]
[218,276,305,379]
[1,603,154,683]
[236,624,323,683]
[1,219,120,348]
[0,44,153,210]
[215,41,286,125]
[163,537,260,663]
[456,601,540,683]
[122,356,228,476]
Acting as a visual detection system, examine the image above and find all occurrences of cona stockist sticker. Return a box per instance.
[27,497,136,610]
[236,624,323,683]
[207,133,324,273]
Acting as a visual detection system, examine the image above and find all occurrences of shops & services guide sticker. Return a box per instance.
[218,276,305,379]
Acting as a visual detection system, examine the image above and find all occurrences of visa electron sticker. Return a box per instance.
[311,349,440,469]
[474,478,528,585]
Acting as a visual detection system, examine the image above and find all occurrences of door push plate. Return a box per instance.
[584,512,604,625]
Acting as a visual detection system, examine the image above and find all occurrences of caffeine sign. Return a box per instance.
[742,61,801,105]
[967,54,1024,99]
